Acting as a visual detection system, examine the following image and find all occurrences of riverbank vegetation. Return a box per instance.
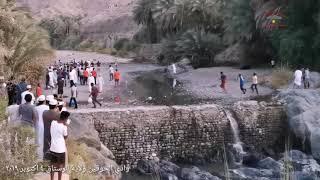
[0,0,54,84]
[1,0,52,179]
[0,96,37,180]
[133,0,320,70]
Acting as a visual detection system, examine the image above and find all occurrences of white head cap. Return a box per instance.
[58,101,65,106]
[49,99,58,106]
[46,95,54,101]
[37,95,46,102]
[26,85,32,89]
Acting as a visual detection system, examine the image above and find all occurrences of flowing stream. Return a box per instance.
[225,110,245,165]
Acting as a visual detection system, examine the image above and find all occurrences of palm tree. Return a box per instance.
[152,0,179,34]
[175,30,223,67]
[133,0,158,43]
[223,0,257,43]
[151,0,223,35]
[186,0,223,32]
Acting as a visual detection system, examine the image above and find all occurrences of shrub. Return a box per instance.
[0,125,37,180]
[114,38,140,52]
[271,68,292,89]
[114,38,130,51]
[59,35,82,50]
[160,30,223,67]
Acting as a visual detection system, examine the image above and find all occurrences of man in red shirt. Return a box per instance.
[89,83,102,108]
[114,69,120,87]
[83,69,89,85]
[92,68,97,85]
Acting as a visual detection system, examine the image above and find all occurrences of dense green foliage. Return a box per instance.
[160,30,222,67]
[133,0,223,67]
[114,38,140,52]
[39,15,82,50]
[223,0,257,44]
[270,0,320,70]
[0,0,54,83]
[133,0,320,69]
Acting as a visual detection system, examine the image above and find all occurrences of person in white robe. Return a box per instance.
[172,63,177,74]
[88,73,95,92]
[48,70,55,88]
[97,75,104,93]
[294,68,303,88]
[69,67,78,84]
[34,95,49,160]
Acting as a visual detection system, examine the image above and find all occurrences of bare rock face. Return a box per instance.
[16,0,139,45]
[69,113,120,179]
[278,89,320,160]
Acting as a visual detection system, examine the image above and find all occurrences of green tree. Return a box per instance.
[0,0,53,83]
[152,0,223,35]
[40,15,82,49]
[270,0,320,69]
[223,0,257,43]
[161,30,222,67]
[133,0,159,43]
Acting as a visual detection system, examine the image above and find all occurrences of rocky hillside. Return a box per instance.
[16,0,139,45]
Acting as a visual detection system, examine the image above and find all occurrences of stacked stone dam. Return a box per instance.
[71,102,286,167]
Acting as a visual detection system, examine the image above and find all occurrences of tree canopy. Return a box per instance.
[133,0,320,69]
[0,0,54,83]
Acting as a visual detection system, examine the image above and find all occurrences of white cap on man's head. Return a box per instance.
[27,85,32,89]
[37,95,46,102]
[58,101,65,106]
[49,99,58,106]
[46,95,54,101]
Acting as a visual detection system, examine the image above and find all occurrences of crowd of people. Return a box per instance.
[44,60,121,108]
[4,59,121,180]
[5,83,70,180]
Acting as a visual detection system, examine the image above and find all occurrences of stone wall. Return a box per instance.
[71,102,286,167]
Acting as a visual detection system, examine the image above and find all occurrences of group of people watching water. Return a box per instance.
[44,59,121,108]
[5,78,70,180]
[3,60,121,180]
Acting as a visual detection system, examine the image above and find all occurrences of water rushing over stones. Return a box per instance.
[225,110,246,165]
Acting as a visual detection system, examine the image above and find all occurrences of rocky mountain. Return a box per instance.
[16,0,139,46]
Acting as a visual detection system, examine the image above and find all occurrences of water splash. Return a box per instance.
[225,110,246,165]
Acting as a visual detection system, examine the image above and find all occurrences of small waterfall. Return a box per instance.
[225,110,245,165]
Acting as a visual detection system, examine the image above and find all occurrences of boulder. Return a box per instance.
[278,90,320,159]
[292,171,318,180]
[159,171,179,180]
[282,150,320,177]
[69,114,102,150]
[214,42,247,65]
[100,143,115,159]
[159,160,180,175]
[68,114,120,179]
[178,167,221,180]
[230,167,274,179]
[136,159,160,175]
[258,157,282,172]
